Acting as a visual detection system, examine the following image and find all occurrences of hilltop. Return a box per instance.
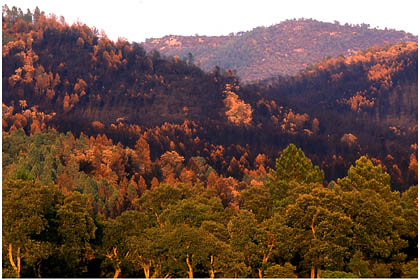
[142,19,417,81]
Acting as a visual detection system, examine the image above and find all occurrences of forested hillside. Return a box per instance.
[2,7,417,190]
[142,19,417,81]
[2,6,418,278]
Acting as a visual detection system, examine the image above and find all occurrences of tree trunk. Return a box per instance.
[34,261,41,278]
[186,254,194,278]
[316,267,320,278]
[209,255,215,278]
[258,268,263,278]
[142,262,151,278]
[8,244,21,278]
[113,266,121,278]
[106,247,121,279]
[311,265,315,279]
[151,263,161,278]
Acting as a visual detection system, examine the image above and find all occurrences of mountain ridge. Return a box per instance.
[142,18,417,82]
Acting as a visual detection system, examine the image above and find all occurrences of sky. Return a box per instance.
[2,0,419,43]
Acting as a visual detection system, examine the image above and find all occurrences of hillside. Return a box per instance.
[2,9,417,190]
[142,19,417,82]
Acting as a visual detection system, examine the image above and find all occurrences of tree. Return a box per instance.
[227,210,291,277]
[286,186,353,278]
[264,263,297,278]
[400,185,418,239]
[347,250,372,277]
[161,224,213,278]
[134,136,152,176]
[55,192,96,276]
[319,270,358,278]
[270,144,324,185]
[337,156,391,195]
[137,184,185,226]
[205,236,247,278]
[267,144,324,208]
[2,178,62,278]
[160,151,184,181]
[240,183,273,222]
[126,227,166,278]
[401,259,418,278]
[337,156,410,276]
[160,196,224,228]
[101,210,156,278]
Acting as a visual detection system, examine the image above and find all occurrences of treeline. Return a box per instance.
[2,129,418,278]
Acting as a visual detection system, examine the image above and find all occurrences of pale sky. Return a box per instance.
[2,0,419,42]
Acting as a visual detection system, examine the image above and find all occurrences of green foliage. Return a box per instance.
[56,193,97,274]
[240,184,273,222]
[161,196,224,227]
[320,270,358,278]
[371,263,392,278]
[286,186,353,272]
[271,144,324,185]
[264,263,297,278]
[347,251,372,277]
[400,185,418,238]
[2,178,62,277]
[401,259,418,278]
[267,144,324,210]
[337,156,391,194]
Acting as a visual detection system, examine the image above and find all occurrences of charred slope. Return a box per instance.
[2,11,417,190]
[2,13,233,127]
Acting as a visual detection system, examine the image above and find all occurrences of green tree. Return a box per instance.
[269,144,324,185]
[267,144,324,207]
[240,183,273,222]
[55,192,96,276]
[401,259,418,278]
[137,184,185,226]
[400,185,418,239]
[337,156,390,195]
[227,210,260,277]
[338,156,410,277]
[320,270,358,278]
[100,210,155,277]
[347,250,372,277]
[160,196,224,227]
[161,224,213,278]
[125,226,166,278]
[227,209,291,277]
[286,187,353,278]
[264,263,297,278]
[2,178,62,278]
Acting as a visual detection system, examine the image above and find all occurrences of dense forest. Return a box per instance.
[2,6,418,278]
[142,19,417,81]
[3,130,418,278]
